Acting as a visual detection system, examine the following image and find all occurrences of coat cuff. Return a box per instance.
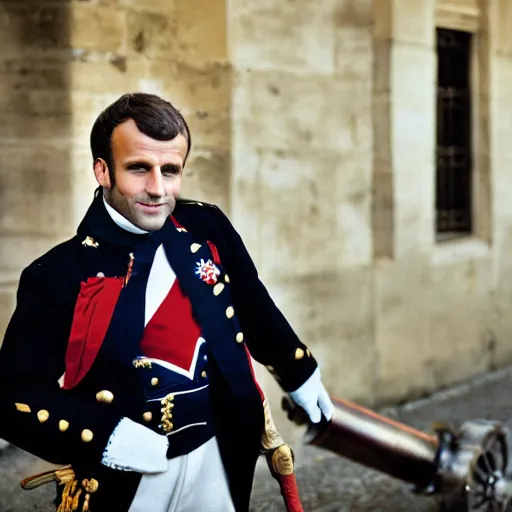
[266,346,318,392]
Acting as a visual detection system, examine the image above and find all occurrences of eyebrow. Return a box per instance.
[125,161,151,170]
[125,161,182,173]
[161,163,182,174]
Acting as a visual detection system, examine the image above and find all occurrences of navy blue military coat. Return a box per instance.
[0,188,318,511]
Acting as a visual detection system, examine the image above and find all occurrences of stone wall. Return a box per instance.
[1,0,512,446]
[229,0,512,441]
[228,0,376,439]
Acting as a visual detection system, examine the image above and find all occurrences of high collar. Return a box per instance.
[77,187,168,249]
[102,196,149,235]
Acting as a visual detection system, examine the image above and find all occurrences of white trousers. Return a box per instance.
[128,437,236,512]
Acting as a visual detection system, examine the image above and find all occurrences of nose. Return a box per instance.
[145,168,166,198]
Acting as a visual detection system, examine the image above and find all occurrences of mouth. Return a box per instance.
[136,202,166,214]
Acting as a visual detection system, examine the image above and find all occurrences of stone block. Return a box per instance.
[233,70,372,154]
[0,5,70,60]
[373,41,392,94]
[148,61,231,117]
[68,60,131,95]
[0,89,71,116]
[374,258,435,401]
[336,150,373,201]
[390,43,435,107]
[492,158,512,217]
[70,5,125,54]
[0,112,72,142]
[265,269,376,403]
[0,59,70,92]
[491,98,512,158]
[372,94,392,172]
[374,248,496,404]
[334,26,373,81]
[492,57,512,99]
[0,145,75,236]
[124,8,177,59]
[391,102,435,173]
[392,164,434,258]
[253,149,341,278]
[230,0,336,73]
[230,141,264,264]
[174,0,228,63]
[336,195,373,268]
[494,0,512,57]
[391,0,436,47]
[426,258,493,382]
[180,149,230,214]
[333,0,373,29]
[118,0,176,12]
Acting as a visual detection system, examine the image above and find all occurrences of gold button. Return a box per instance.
[224,274,230,283]
[151,377,159,387]
[143,412,152,423]
[190,243,201,253]
[236,332,244,343]
[96,390,114,404]
[15,403,31,413]
[201,371,207,378]
[226,306,234,319]
[59,420,69,432]
[213,283,225,296]
[37,410,49,423]
[294,348,305,360]
[83,478,99,493]
[81,429,94,443]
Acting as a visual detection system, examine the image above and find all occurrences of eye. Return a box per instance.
[161,165,181,176]
[127,164,150,173]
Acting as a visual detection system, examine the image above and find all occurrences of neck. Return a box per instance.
[103,195,149,235]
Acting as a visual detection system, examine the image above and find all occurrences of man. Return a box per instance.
[0,93,333,511]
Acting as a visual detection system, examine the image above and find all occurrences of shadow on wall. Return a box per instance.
[0,2,74,292]
[0,2,72,511]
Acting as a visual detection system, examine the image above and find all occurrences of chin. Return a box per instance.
[139,219,167,232]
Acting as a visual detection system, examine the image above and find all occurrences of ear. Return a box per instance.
[93,158,112,189]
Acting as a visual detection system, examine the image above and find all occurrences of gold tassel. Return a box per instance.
[56,480,73,512]
[71,489,82,511]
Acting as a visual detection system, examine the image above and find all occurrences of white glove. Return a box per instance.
[101,418,169,473]
[289,368,334,423]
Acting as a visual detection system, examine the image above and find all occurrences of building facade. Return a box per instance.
[0,0,511,438]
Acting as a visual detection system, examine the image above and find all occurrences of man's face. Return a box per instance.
[94,119,188,232]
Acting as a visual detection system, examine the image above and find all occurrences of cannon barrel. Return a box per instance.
[301,397,439,487]
[283,395,512,511]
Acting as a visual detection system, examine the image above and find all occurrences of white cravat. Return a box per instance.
[103,196,149,235]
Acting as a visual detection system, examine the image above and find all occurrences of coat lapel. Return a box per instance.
[161,219,259,400]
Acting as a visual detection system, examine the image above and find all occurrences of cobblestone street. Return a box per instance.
[3,366,512,511]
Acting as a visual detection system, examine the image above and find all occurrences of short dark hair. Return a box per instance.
[90,93,191,179]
